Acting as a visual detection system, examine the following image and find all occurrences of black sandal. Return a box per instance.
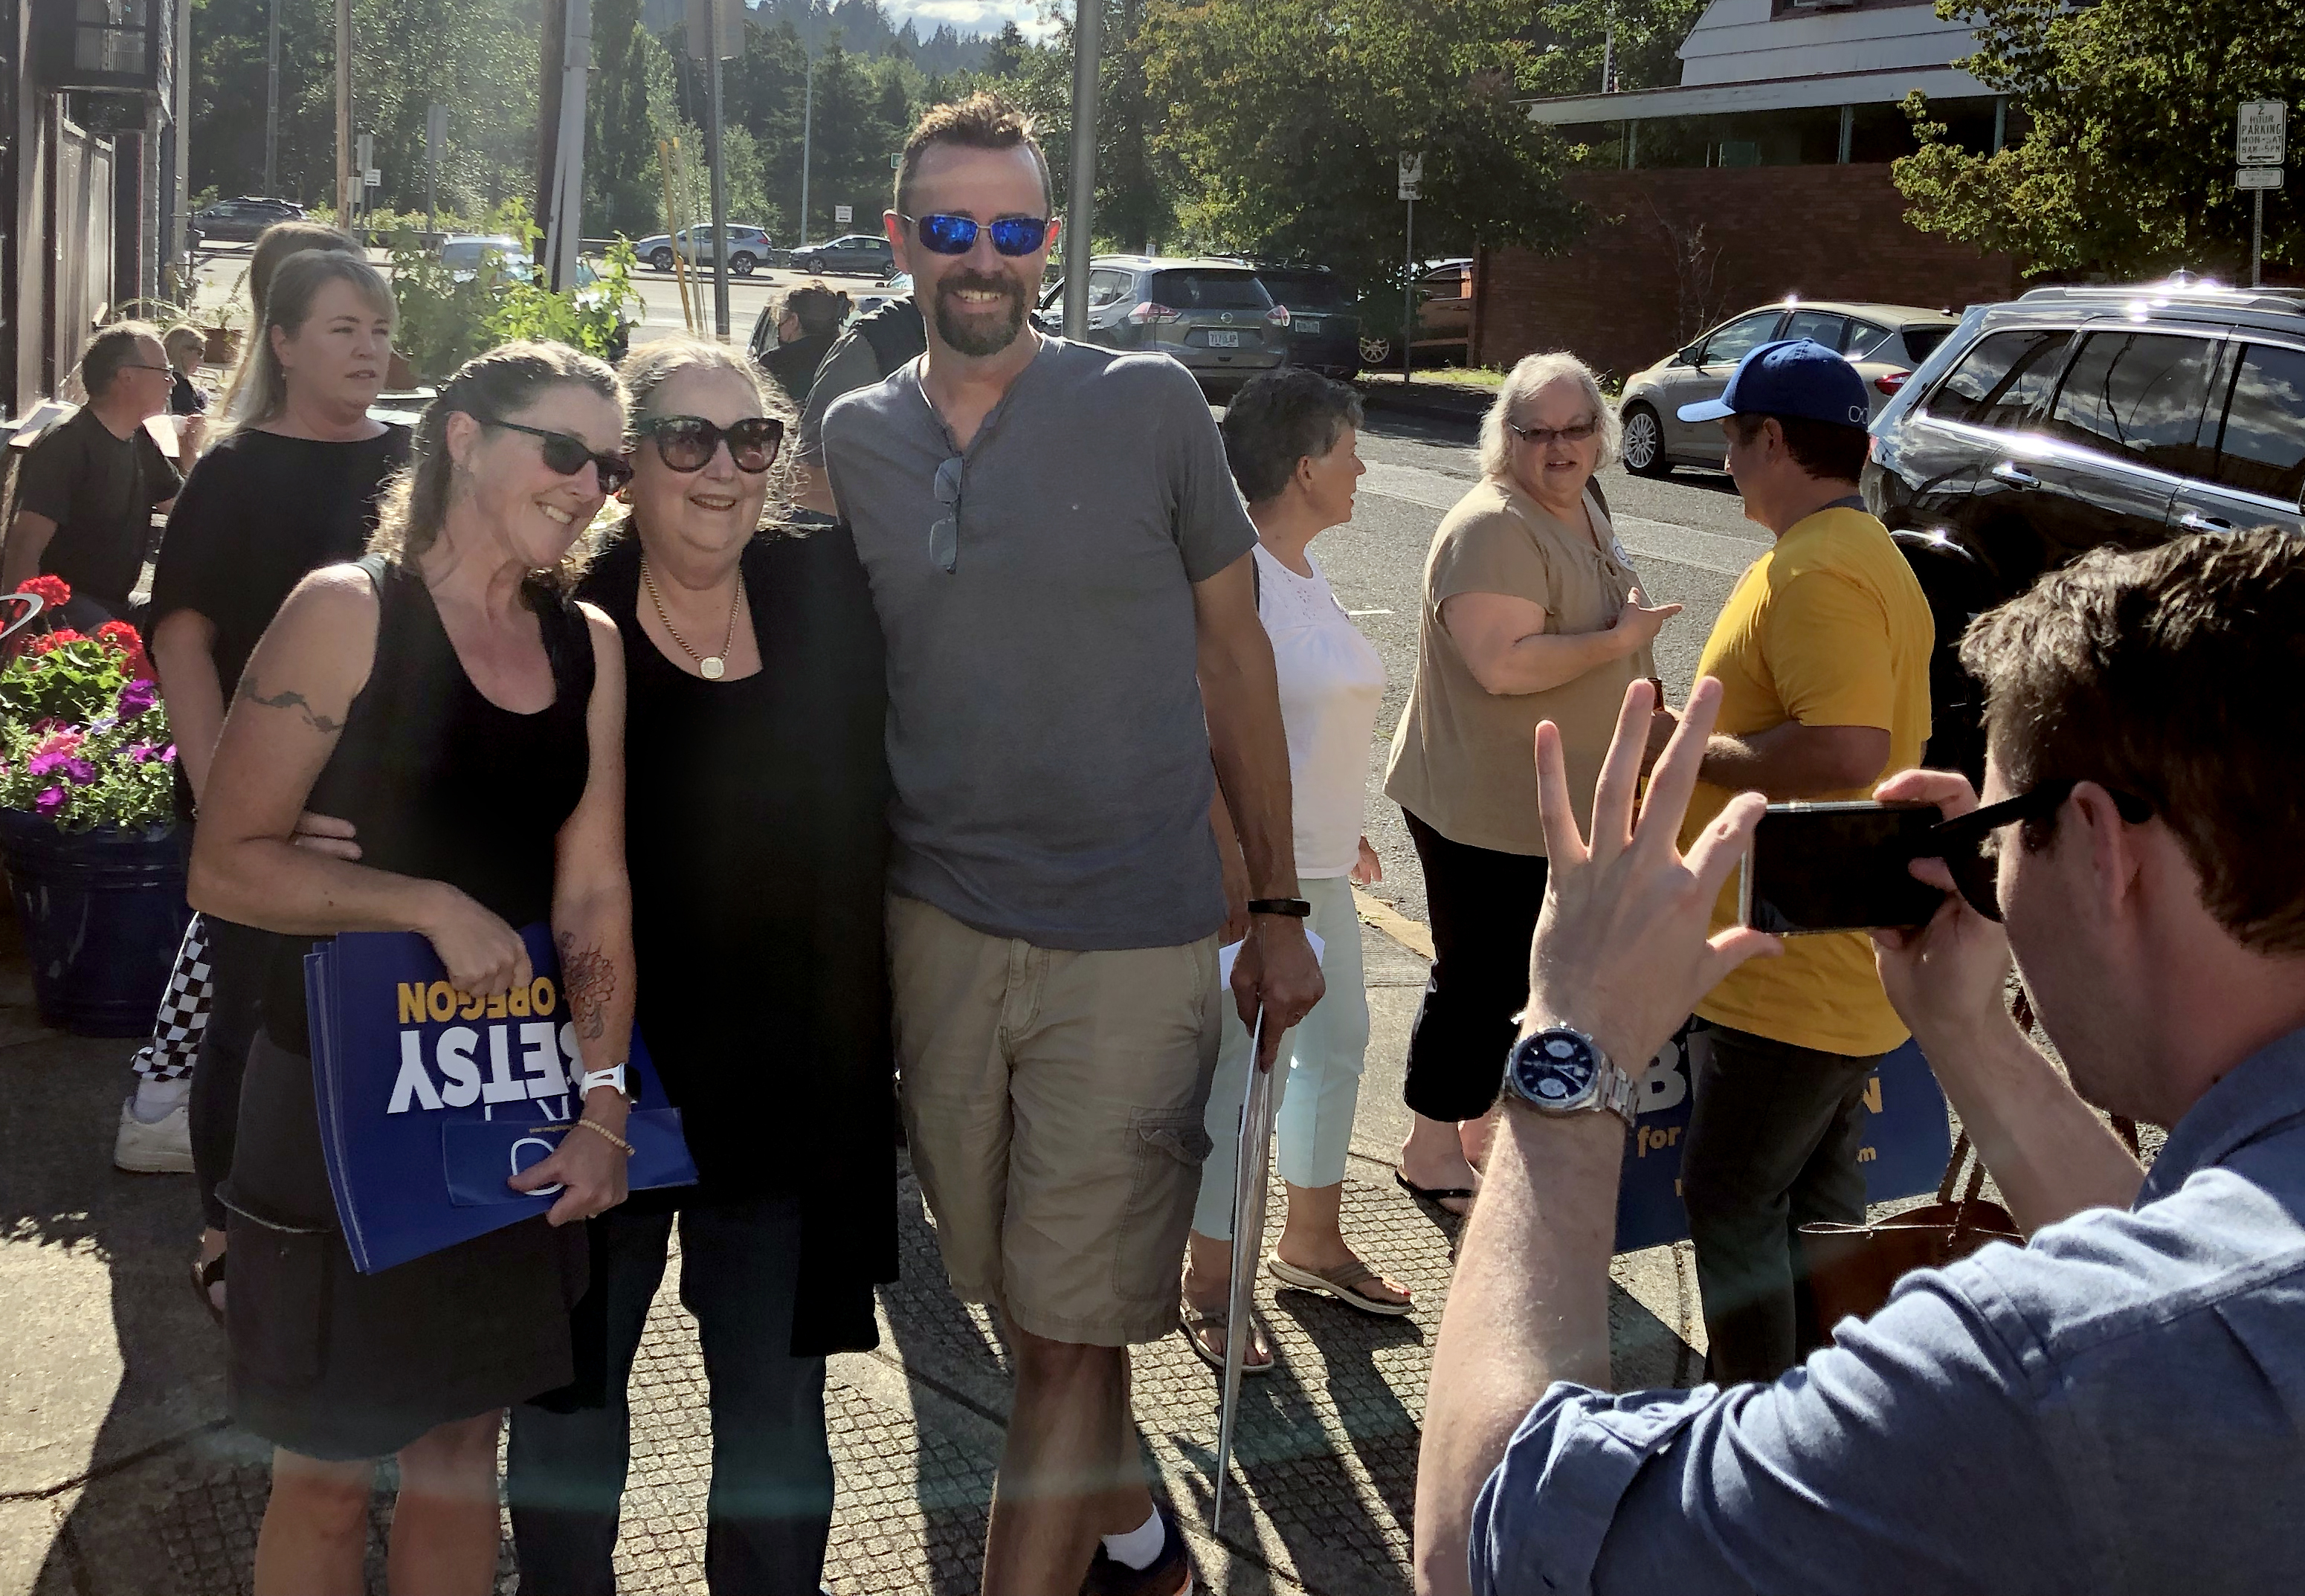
[1394,1171,1475,1215]
[190,1251,226,1327]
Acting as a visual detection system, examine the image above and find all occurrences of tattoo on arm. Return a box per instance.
[236,673,344,734]
[558,933,615,1042]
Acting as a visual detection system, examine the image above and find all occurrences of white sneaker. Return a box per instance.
[113,1098,195,1174]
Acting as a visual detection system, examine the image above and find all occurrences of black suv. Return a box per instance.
[1251,266,1361,379]
[1866,280,2305,775]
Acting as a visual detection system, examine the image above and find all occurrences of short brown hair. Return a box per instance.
[80,320,162,396]
[893,92,1052,223]
[1724,412,1868,483]
[1961,526,2305,952]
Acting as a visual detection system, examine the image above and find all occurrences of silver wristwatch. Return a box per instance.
[1500,1027,1640,1131]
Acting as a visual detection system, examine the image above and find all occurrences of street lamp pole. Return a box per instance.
[799,51,813,248]
[1062,0,1100,340]
[335,0,352,221]
[263,0,280,196]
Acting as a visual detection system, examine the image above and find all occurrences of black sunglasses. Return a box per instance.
[634,413,785,474]
[930,456,963,574]
[476,416,634,493]
[902,212,1051,256]
[1927,778,2155,922]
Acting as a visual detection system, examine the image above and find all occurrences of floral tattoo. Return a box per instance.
[558,932,614,1041]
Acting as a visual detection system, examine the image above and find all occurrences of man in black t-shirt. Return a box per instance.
[4,323,181,624]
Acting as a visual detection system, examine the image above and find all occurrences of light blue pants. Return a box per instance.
[1191,874,1371,1240]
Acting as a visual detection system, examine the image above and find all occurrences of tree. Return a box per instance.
[587,0,660,236]
[1893,0,2305,280]
[1141,0,1576,287]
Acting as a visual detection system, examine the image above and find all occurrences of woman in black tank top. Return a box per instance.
[190,342,639,1596]
[505,336,896,1595]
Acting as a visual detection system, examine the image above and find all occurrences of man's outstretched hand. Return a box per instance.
[1525,676,1782,1068]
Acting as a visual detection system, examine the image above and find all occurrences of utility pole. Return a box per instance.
[335,0,352,222]
[706,0,730,337]
[263,0,280,196]
[173,0,191,268]
[545,0,593,291]
[1062,0,1101,339]
[799,51,813,248]
[426,103,446,237]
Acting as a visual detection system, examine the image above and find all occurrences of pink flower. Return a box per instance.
[59,757,96,786]
[32,728,82,759]
[159,744,177,764]
[33,787,64,815]
[117,679,158,717]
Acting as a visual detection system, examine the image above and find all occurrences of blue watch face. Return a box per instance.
[1512,1030,1597,1105]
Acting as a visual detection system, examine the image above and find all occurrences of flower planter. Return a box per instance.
[0,810,190,1036]
[387,349,417,390]
[202,326,242,366]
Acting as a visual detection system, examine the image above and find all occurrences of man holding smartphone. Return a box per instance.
[1666,340,1933,1383]
[1416,526,2305,1595]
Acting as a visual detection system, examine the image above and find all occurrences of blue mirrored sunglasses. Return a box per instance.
[905,213,1051,256]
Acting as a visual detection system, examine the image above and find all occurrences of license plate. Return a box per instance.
[1205,329,1243,348]
[1294,317,1321,332]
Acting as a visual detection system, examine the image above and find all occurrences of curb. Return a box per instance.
[1353,380,1492,425]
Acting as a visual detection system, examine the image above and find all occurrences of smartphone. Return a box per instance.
[1738,801,1947,935]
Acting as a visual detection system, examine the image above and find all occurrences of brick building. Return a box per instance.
[1477,0,2018,381]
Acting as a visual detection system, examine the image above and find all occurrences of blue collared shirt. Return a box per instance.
[1471,1027,2305,1595]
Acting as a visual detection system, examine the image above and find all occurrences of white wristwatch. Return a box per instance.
[578,1063,629,1099]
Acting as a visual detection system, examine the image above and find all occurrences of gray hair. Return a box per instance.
[1477,351,1621,480]
[80,320,163,398]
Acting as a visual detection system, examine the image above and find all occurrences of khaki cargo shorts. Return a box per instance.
[888,894,1222,1346]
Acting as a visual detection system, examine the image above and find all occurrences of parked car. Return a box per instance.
[1253,265,1361,380]
[632,224,779,275]
[1032,256,1289,398]
[788,233,896,277]
[190,196,306,242]
[1866,277,2305,776]
[1616,300,1960,477]
[439,233,532,282]
[1356,258,1475,369]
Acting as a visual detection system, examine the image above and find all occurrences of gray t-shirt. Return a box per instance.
[797,328,884,467]
[821,337,1257,949]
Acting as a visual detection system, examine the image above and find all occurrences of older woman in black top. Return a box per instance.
[506,335,894,1595]
[192,341,636,1596]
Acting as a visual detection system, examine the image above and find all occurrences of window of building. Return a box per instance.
[2208,343,2305,503]
[2043,332,2217,473]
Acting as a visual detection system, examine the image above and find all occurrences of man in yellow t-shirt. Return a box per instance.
[1671,340,1933,1384]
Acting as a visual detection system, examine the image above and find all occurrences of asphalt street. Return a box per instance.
[1326,411,1764,925]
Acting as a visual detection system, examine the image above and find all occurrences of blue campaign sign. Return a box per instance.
[307,922,697,1274]
[1614,1026,1950,1255]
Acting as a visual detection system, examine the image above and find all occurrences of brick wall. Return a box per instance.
[1474,164,2020,384]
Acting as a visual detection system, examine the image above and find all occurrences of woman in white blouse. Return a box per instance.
[1181,372,1406,1374]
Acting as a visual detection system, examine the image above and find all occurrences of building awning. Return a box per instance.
[1520,63,1992,126]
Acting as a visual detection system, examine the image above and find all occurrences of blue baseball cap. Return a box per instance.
[1677,338,1871,428]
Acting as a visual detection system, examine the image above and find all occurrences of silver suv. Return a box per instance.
[1035,256,1288,396]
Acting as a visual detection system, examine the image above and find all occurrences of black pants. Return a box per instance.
[1402,810,1549,1123]
[507,1192,832,1596]
[1679,1022,1885,1385]
[189,917,268,1232]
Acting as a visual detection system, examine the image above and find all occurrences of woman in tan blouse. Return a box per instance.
[1382,352,1680,1212]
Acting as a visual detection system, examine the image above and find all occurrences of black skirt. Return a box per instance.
[222,1029,590,1461]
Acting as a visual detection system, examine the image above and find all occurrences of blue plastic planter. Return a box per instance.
[0,810,190,1036]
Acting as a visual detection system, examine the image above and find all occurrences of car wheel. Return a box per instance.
[1358,335,1393,366]
[731,253,755,276]
[1620,404,1671,478]
[651,248,674,272]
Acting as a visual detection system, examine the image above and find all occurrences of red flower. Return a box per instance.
[26,629,86,657]
[13,575,69,608]
[94,620,151,676]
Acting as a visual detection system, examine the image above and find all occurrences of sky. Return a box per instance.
[883,1,1056,39]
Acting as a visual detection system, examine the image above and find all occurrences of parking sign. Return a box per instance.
[2238,101,2286,166]
[834,204,852,225]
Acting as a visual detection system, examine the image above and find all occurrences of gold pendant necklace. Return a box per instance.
[640,559,742,679]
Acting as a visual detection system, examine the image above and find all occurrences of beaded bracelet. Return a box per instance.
[570,1117,635,1157]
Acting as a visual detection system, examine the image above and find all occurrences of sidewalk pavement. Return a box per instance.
[0,908,1709,1595]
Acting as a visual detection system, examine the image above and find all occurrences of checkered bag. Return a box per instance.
[129,915,213,1084]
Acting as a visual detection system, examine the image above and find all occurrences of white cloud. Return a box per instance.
[886,1,1058,40]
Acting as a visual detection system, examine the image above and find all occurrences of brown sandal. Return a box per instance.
[1180,1299,1274,1375]
[190,1250,226,1327]
[1267,1256,1415,1317]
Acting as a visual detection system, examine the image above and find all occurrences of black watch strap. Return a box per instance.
[1247,897,1313,918]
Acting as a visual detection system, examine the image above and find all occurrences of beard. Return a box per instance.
[932,270,1028,357]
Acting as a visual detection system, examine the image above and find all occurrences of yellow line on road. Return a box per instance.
[1353,887,1434,960]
